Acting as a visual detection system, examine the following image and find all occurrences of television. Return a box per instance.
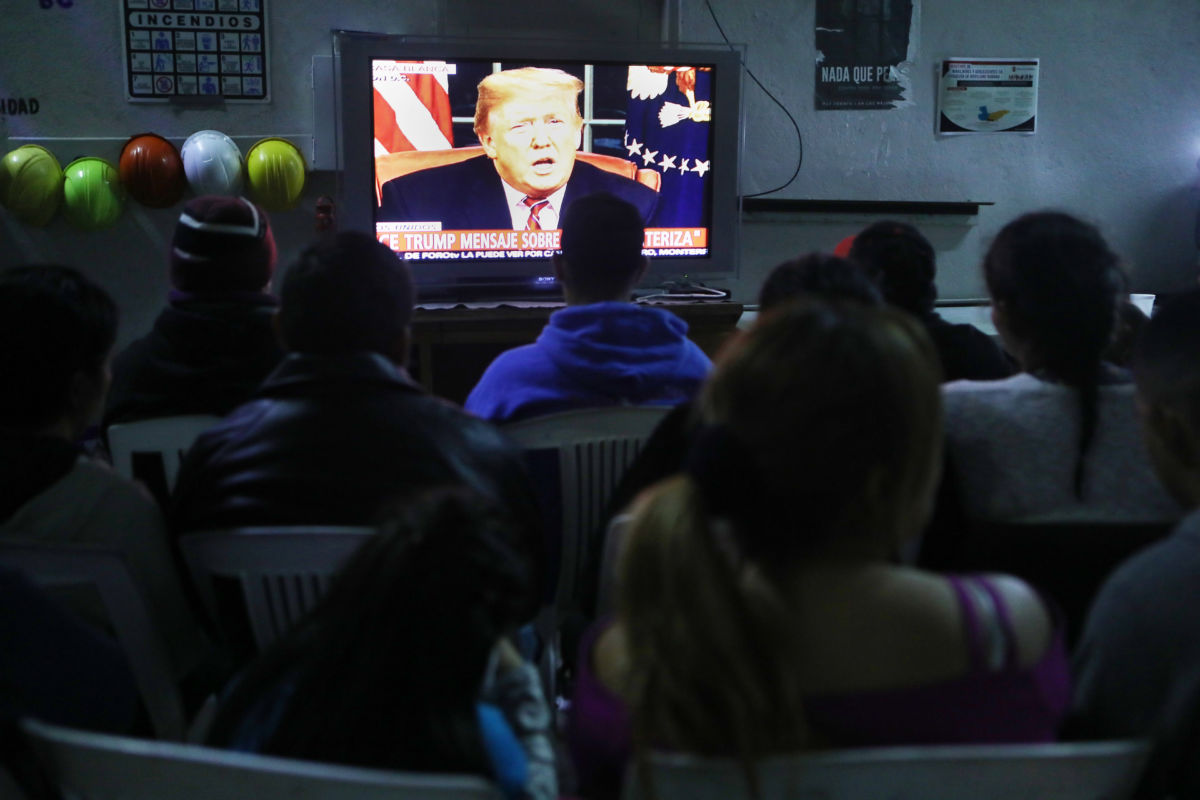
[334,31,744,301]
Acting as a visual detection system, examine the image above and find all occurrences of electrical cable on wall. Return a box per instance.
[704,0,804,198]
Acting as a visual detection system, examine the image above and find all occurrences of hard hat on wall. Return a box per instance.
[245,137,306,211]
[0,145,64,226]
[181,130,244,196]
[120,132,186,208]
[62,157,126,231]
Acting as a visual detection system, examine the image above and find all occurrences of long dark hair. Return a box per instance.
[206,488,530,773]
[621,300,944,794]
[983,211,1123,497]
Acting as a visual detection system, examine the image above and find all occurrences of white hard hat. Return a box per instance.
[181,130,244,196]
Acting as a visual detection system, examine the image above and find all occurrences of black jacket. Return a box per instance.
[169,352,545,608]
[105,294,284,427]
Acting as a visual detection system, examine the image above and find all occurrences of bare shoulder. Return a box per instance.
[982,572,1056,668]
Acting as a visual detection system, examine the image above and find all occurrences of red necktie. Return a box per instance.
[524,197,550,230]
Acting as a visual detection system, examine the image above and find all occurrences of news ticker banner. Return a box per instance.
[377,225,709,260]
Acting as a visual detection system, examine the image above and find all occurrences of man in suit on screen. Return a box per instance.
[377,67,660,229]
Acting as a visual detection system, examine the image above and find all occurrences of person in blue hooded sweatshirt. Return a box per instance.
[465,192,712,423]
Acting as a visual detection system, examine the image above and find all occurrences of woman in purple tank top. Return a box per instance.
[567,299,1070,799]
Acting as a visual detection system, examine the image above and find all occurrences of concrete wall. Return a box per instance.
[681,0,1200,303]
[2,0,1198,348]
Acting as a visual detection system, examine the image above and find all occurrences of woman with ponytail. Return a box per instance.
[567,299,1070,799]
[932,212,1178,537]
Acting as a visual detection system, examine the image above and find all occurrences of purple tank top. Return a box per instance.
[566,574,1071,797]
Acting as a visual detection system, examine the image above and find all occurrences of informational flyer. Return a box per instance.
[122,0,269,102]
[938,58,1038,134]
[815,0,917,110]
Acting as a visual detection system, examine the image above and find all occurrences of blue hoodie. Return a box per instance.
[465,302,712,423]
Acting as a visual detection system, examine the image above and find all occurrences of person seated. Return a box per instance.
[0,265,209,683]
[465,192,711,423]
[205,488,555,800]
[169,232,544,610]
[104,195,284,427]
[1,566,141,796]
[598,251,882,555]
[1072,288,1200,797]
[925,212,1179,539]
[567,299,1070,799]
[378,67,659,229]
[847,220,1013,381]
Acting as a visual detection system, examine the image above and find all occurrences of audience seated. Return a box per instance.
[0,265,209,682]
[1,565,140,795]
[465,192,711,423]
[596,252,882,569]
[205,488,555,800]
[847,220,1014,381]
[1072,288,1200,797]
[169,232,545,608]
[104,196,284,427]
[926,212,1179,538]
[567,300,1070,800]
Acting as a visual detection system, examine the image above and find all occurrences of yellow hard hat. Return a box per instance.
[0,145,64,226]
[246,137,306,211]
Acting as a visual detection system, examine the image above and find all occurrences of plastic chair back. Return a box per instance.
[23,718,502,800]
[107,415,221,497]
[502,406,669,614]
[178,527,374,652]
[623,740,1151,800]
[0,540,186,740]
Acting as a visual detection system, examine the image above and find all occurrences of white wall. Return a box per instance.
[1,0,1198,348]
[680,0,1200,303]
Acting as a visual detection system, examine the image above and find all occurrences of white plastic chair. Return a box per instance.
[622,740,1152,800]
[22,718,502,800]
[107,415,221,493]
[502,406,669,697]
[0,540,186,740]
[178,527,374,653]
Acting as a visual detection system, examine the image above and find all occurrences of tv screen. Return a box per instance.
[335,33,743,300]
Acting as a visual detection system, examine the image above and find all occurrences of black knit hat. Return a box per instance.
[170,195,277,292]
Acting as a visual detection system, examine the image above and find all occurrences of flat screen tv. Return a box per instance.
[334,31,744,301]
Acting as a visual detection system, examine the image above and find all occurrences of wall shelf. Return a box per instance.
[741,198,994,216]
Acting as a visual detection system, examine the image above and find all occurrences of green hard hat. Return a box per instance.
[246,137,306,211]
[62,157,126,231]
[0,145,64,226]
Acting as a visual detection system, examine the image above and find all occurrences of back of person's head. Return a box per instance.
[983,210,1124,496]
[1133,288,1200,506]
[0,265,117,432]
[473,67,583,135]
[757,252,882,311]
[207,487,530,772]
[170,195,277,294]
[277,231,414,359]
[558,192,646,302]
[618,300,943,780]
[847,220,937,315]
[1105,298,1150,368]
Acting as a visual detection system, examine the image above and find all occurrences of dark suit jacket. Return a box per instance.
[377,155,661,228]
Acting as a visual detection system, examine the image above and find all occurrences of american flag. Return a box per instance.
[372,61,454,155]
[624,65,712,229]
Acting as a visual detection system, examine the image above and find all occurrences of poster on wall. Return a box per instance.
[815,0,917,110]
[938,58,1038,134]
[121,0,269,103]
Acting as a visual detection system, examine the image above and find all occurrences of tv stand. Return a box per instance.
[409,301,744,404]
